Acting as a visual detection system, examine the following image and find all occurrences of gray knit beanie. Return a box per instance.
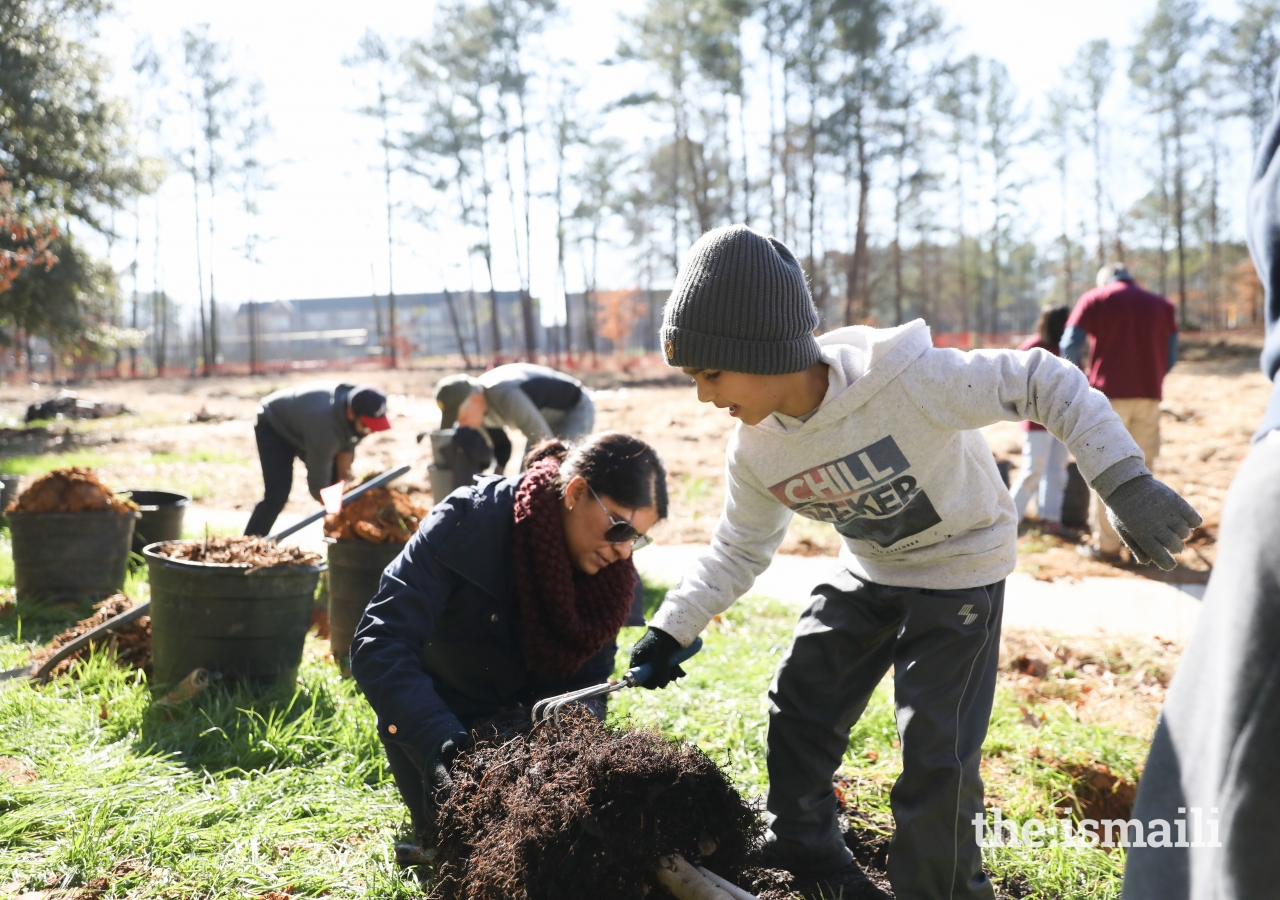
[661,225,821,374]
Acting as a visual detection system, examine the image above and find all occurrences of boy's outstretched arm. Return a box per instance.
[631,441,792,686]
[902,346,1201,569]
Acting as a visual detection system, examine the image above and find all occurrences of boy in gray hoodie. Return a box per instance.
[629,225,1202,900]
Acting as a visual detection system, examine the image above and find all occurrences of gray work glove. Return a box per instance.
[1103,475,1202,570]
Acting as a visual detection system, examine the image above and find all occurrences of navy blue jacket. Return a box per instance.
[349,474,616,760]
[1248,75,1280,439]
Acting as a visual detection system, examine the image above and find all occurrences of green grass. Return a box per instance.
[149,448,250,466]
[0,449,113,476]
[19,412,182,435]
[0,446,248,501]
[614,585,1141,899]
[0,563,1146,898]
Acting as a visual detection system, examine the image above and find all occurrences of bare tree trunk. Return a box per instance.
[805,76,818,281]
[442,287,473,368]
[383,111,398,369]
[958,167,970,333]
[1209,136,1221,328]
[1157,123,1170,299]
[1173,107,1187,325]
[207,166,220,376]
[766,18,779,236]
[517,89,537,359]
[477,139,503,362]
[850,138,870,326]
[1092,102,1106,266]
[738,91,750,225]
[190,162,209,377]
[893,126,906,327]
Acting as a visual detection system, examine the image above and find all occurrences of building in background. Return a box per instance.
[227,290,537,365]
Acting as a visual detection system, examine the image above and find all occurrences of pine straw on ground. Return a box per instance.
[999,628,1181,734]
[25,593,151,678]
[150,537,322,568]
[8,467,138,514]
[431,707,764,900]
[323,488,429,543]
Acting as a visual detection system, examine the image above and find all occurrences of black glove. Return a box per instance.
[426,731,470,794]
[1104,475,1203,571]
[628,627,686,690]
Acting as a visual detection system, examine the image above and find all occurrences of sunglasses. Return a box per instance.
[588,485,653,551]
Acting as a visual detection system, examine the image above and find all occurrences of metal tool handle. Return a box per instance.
[267,464,412,542]
[626,636,703,687]
[33,600,152,683]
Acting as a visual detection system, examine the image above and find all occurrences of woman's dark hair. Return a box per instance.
[1036,304,1071,350]
[525,432,669,519]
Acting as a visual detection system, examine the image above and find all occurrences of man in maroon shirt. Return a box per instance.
[1061,264,1179,560]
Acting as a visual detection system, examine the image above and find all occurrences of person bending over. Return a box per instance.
[630,224,1200,900]
[350,431,668,859]
[434,363,594,471]
[245,382,390,536]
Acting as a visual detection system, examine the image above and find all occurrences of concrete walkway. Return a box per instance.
[631,544,1207,643]
[181,505,1207,643]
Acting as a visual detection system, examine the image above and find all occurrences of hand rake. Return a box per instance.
[531,636,704,735]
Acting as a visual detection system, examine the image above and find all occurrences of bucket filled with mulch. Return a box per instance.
[7,468,139,604]
[143,536,325,688]
[431,707,766,900]
[323,487,428,669]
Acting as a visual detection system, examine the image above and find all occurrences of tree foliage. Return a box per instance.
[0,0,155,353]
[0,0,145,227]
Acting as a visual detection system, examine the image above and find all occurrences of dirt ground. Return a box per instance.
[0,335,1267,582]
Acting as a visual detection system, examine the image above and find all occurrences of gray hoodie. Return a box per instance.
[650,320,1147,646]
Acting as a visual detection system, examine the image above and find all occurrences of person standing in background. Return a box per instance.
[1009,305,1072,533]
[1061,266,1178,561]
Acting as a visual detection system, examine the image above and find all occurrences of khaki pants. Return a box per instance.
[1091,397,1162,554]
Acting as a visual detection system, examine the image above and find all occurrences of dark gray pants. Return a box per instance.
[766,569,1003,900]
[245,420,299,537]
[1122,432,1280,900]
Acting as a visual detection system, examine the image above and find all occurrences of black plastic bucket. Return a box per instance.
[127,489,191,553]
[9,510,138,604]
[427,428,492,502]
[144,543,326,688]
[327,539,403,670]
[0,473,20,516]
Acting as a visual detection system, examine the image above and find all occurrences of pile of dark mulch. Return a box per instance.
[27,593,151,677]
[151,536,321,568]
[431,707,764,900]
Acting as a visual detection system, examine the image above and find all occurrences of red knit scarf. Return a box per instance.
[512,458,638,679]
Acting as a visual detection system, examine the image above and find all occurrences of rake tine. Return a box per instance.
[531,683,609,724]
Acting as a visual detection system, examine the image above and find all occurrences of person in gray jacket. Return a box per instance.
[434,364,594,471]
[244,382,391,536]
[1120,76,1280,900]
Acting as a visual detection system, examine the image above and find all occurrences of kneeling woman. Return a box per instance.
[350,431,668,846]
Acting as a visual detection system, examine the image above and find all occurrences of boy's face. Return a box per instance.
[682,367,789,426]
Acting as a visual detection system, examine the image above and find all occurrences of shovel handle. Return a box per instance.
[267,464,412,542]
[34,600,152,683]
[626,636,703,687]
